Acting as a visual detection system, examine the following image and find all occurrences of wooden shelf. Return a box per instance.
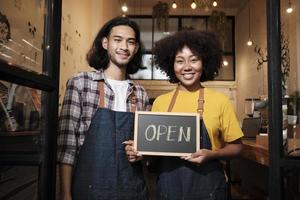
[241,139,269,166]
[0,132,40,153]
[0,131,39,136]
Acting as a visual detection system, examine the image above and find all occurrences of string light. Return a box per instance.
[286,0,293,13]
[191,0,197,9]
[172,1,177,9]
[213,1,218,7]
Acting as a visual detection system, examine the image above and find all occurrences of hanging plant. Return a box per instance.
[281,31,290,89]
[254,28,290,92]
[208,11,228,47]
[254,45,268,71]
[152,1,169,32]
[279,30,290,97]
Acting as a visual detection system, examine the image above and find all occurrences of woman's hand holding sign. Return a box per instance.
[182,149,214,165]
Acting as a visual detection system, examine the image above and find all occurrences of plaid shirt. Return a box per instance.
[57,70,151,165]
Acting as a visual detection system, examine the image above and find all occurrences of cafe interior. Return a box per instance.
[0,0,299,199]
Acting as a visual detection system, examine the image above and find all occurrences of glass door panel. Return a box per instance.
[0,80,41,153]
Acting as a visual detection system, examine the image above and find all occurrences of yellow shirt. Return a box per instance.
[152,88,244,150]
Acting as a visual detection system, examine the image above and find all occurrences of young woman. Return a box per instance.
[125,30,243,200]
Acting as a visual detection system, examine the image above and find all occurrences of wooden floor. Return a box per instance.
[0,166,38,200]
[0,166,265,200]
[3,164,299,199]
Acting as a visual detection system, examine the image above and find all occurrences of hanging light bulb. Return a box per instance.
[247,0,252,47]
[191,0,197,9]
[121,3,128,13]
[172,1,177,9]
[286,0,293,13]
[247,39,253,46]
[213,1,218,7]
[223,59,229,66]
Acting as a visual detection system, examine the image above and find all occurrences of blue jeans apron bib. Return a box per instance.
[71,82,147,200]
[157,87,227,200]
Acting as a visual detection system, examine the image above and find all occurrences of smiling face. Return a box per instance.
[174,46,203,91]
[102,25,139,69]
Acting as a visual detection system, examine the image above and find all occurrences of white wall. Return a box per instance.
[235,0,267,120]
[235,0,299,120]
[281,0,300,94]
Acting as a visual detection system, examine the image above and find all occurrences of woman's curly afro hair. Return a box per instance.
[152,30,223,83]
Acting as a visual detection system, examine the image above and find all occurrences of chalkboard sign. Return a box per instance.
[134,111,200,156]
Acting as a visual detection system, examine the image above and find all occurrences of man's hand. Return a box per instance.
[123,140,143,162]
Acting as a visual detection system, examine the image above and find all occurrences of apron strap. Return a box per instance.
[167,85,179,112]
[129,93,137,112]
[197,87,204,118]
[167,85,204,118]
[98,81,105,108]
[98,81,136,112]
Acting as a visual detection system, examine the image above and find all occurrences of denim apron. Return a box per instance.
[157,87,227,200]
[72,81,147,200]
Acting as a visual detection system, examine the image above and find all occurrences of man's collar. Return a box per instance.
[92,69,135,86]
[91,69,105,81]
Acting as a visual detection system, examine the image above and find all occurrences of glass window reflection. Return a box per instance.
[0,0,45,74]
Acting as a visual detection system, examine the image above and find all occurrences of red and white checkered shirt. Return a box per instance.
[57,70,151,165]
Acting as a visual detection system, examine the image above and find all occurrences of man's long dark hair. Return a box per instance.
[86,16,143,74]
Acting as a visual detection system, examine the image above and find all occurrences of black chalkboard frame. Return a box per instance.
[134,111,200,156]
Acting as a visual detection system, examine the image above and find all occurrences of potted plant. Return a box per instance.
[152,1,169,32]
[281,30,290,93]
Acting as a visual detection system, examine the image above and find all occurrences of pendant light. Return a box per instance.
[286,0,293,13]
[247,0,253,46]
[212,0,218,7]
[191,0,197,9]
[223,59,229,66]
[121,3,128,13]
[172,1,177,9]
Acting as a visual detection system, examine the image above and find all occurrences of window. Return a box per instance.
[0,0,61,198]
[130,15,235,81]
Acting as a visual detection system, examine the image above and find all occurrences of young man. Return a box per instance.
[57,16,150,200]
